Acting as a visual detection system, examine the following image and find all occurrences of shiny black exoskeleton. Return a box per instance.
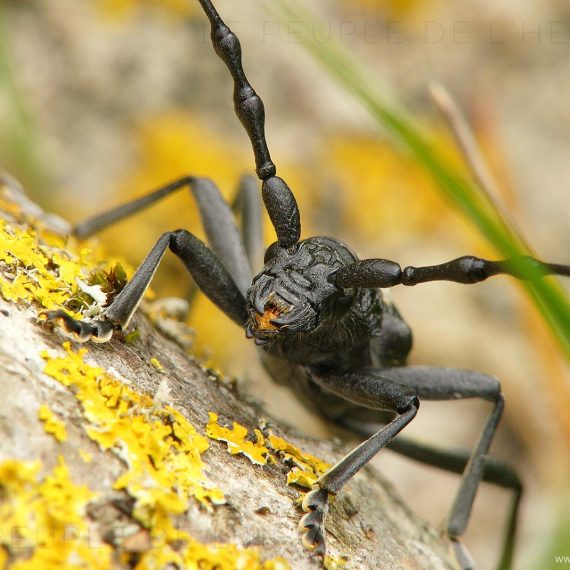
[43,1,570,568]
[247,235,409,369]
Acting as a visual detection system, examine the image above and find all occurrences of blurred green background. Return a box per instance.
[1,1,569,568]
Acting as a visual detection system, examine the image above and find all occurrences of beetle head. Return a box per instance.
[245,237,357,344]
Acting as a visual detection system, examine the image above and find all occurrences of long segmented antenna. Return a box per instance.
[198,0,301,248]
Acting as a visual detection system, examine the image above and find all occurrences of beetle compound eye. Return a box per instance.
[264,242,279,263]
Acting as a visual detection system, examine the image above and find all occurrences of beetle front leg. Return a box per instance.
[43,230,247,342]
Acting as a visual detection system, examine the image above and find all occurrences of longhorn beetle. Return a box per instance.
[43,0,570,568]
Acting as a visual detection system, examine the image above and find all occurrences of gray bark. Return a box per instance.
[0,193,457,569]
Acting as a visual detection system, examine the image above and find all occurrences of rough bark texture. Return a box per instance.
[0,192,457,569]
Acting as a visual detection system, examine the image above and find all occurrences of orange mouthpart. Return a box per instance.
[253,308,281,331]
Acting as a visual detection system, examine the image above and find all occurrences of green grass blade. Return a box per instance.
[267,0,570,358]
[0,3,51,194]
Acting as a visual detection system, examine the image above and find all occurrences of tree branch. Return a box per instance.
[0,184,456,569]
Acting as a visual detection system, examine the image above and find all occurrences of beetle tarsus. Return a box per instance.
[299,487,330,556]
[41,310,114,343]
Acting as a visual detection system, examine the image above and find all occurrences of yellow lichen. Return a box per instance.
[204,415,331,491]
[263,561,290,570]
[267,434,331,489]
[324,554,348,570]
[0,457,111,569]
[79,450,93,463]
[206,412,270,466]
[41,343,225,514]
[136,537,291,570]
[149,356,164,371]
[0,218,132,319]
[39,344,292,569]
[37,404,68,442]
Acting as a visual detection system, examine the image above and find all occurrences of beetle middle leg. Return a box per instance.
[302,364,505,569]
